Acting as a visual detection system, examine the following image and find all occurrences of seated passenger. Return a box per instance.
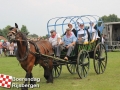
[49,30,61,49]
[77,22,88,44]
[88,21,100,42]
[63,23,77,37]
[54,28,77,60]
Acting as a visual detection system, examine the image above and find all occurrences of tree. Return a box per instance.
[0,29,3,36]
[28,34,38,38]
[101,14,120,22]
[2,25,11,38]
[42,34,50,39]
[21,25,29,34]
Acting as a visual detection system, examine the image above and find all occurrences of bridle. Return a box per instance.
[8,30,30,61]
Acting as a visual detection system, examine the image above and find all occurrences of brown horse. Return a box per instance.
[7,23,54,90]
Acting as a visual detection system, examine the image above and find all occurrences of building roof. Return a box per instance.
[104,22,120,25]
[0,36,7,41]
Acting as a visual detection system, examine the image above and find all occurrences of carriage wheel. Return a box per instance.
[52,63,62,78]
[77,50,90,79]
[94,43,107,74]
[67,63,77,74]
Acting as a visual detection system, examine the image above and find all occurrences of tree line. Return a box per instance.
[0,25,39,38]
[0,14,120,39]
[101,14,120,22]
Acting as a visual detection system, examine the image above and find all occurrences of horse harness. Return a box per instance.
[9,30,52,66]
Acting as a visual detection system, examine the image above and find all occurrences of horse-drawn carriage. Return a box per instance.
[47,15,107,78]
[7,15,107,90]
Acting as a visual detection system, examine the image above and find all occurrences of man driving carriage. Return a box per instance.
[54,28,77,60]
[49,30,61,48]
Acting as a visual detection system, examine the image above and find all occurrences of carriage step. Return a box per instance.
[81,62,89,66]
[95,57,105,61]
[99,57,105,61]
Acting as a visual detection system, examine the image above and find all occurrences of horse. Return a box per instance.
[7,23,54,90]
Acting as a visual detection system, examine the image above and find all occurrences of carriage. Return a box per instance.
[6,15,108,89]
[47,15,107,78]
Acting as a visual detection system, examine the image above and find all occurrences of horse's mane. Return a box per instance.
[9,27,15,30]
[17,32,28,46]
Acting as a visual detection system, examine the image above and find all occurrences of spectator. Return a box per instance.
[14,42,17,55]
[6,41,10,50]
[9,42,14,55]
[0,40,2,56]
[2,40,7,56]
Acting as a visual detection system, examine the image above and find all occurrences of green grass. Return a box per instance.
[0,52,120,90]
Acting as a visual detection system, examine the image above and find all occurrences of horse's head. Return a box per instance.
[7,23,19,42]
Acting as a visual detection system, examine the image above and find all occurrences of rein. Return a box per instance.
[14,32,30,61]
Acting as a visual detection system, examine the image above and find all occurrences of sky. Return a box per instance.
[0,0,120,36]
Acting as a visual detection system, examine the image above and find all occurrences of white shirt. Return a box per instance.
[77,29,88,42]
[49,33,61,46]
[88,27,100,40]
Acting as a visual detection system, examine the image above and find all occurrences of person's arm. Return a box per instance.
[68,35,77,47]
[69,41,76,46]
[82,31,88,40]
[72,29,77,37]
[57,34,61,44]
[2,43,5,48]
[59,36,64,45]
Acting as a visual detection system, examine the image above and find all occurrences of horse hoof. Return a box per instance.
[30,81,36,85]
[46,80,53,83]
[21,87,28,90]
[46,81,49,83]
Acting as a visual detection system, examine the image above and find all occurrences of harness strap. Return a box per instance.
[29,41,41,56]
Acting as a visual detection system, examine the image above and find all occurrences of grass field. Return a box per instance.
[0,52,120,90]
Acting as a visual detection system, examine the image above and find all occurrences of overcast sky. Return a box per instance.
[0,0,120,36]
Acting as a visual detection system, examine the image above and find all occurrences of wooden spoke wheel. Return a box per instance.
[52,63,62,78]
[94,43,107,74]
[67,63,77,74]
[77,50,90,79]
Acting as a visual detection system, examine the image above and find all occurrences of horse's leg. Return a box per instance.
[44,67,53,83]
[21,72,30,90]
[30,73,36,85]
[47,69,53,83]
[21,62,34,90]
[44,68,53,83]
[44,67,49,81]
[47,60,53,83]
[39,59,53,83]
